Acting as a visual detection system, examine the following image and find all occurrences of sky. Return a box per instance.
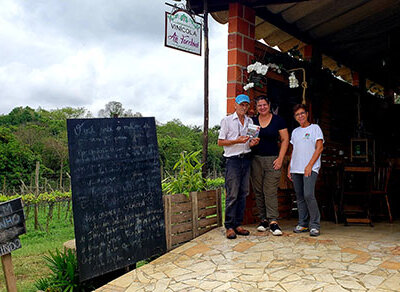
[0,0,228,127]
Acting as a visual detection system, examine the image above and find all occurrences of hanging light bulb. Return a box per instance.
[289,72,299,88]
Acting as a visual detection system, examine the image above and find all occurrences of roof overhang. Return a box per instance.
[188,0,400,94]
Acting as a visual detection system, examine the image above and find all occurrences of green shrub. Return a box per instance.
[34,248,93,292]
[205,177,225,190]
[162,150,205,196]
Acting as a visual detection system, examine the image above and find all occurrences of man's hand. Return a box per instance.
[249,137,260,147]
[236,136,250,144]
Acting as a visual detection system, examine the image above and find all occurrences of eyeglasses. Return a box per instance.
[294,111,306,117]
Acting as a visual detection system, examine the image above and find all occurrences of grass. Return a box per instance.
[0,202,75,292]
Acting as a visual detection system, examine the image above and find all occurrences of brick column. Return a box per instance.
[227,3,258,225]
[227,3,256,114]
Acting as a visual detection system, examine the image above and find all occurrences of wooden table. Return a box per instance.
[340,165,373,226]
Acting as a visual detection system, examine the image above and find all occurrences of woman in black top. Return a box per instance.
[250,96,289,235]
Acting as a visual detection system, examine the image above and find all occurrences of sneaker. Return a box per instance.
[293,225,309,233]
[310,228,320,237]
[269,223,283,236]
[257,220,269,232]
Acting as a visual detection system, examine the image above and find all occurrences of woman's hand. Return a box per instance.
[273,157,283,170]
[304,165,312,177]
[287,165,292,181]
[249,137,260,147]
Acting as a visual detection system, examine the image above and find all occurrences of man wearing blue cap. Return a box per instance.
[218,94,260,239]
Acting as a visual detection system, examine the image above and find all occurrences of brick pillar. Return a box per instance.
[227,3,256,114]
[227,3,258,225]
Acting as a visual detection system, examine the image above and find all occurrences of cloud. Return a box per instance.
[0,0,228,126]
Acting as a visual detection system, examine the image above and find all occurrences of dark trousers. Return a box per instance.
[224,157,251,229]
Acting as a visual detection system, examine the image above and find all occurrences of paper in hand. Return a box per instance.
[247,124,260,138]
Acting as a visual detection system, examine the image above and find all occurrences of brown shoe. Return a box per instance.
[234,226,250,236]
[226,228,237,239]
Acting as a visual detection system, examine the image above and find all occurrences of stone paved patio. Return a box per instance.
[96,219,400,291]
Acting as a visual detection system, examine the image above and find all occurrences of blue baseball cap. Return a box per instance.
[235,94,250,104]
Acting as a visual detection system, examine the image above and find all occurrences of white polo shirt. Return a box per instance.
[218,112,253,157]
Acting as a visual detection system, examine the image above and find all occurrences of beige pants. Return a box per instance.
[250,155,281,221]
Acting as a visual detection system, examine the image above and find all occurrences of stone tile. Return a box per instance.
[213,282,232,291]
[268,269,293,281]
[281,274,302,283]
[97,284,126,291]
[231,281,258,291]
[168,282,191,291]
[147,272,167,280]
[379,260,400,270]
[336,279,366,290]
[197,280,225,290]
[348,263,376,274]
[351,255,370,264]
[184,242,211,257]
[377,273,400,291]
[361,274,385,289]
[136,270,152,284]
[391,246,400,255]
[280,279,323,291]
[125,282,147,292]
[314,273,336,283]
[233,241,256,252]
[188,260,217,272]
[107,270,137,288]
[322,284,349,292]
[238,274,264,282]
[163,265,192,279]
[153,279,171,292]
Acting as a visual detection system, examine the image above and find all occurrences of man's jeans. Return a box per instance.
[224,156,251,229]
[292,172,320,230]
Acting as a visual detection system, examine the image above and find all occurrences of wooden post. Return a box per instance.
[216,188,223,227]
[34,161,40,230]
[59,160,63,191]
[191,192,199,238]
[201,0,209,179]
[163,195,172,251]
[1,254,18,292]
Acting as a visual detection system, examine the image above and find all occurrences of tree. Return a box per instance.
[98,101,136,117]
[0,126,37,187]
[42,137,68,189]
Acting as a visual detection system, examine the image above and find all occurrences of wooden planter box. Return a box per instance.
[163,189,223,251]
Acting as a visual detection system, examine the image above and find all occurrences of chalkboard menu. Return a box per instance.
[67,118,166,282]
[0,198,26,256]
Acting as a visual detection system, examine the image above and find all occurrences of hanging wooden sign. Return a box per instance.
[0,198,26,292]
[165,9,202,56]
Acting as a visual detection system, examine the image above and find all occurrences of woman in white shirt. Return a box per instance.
[288,104,324,236]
